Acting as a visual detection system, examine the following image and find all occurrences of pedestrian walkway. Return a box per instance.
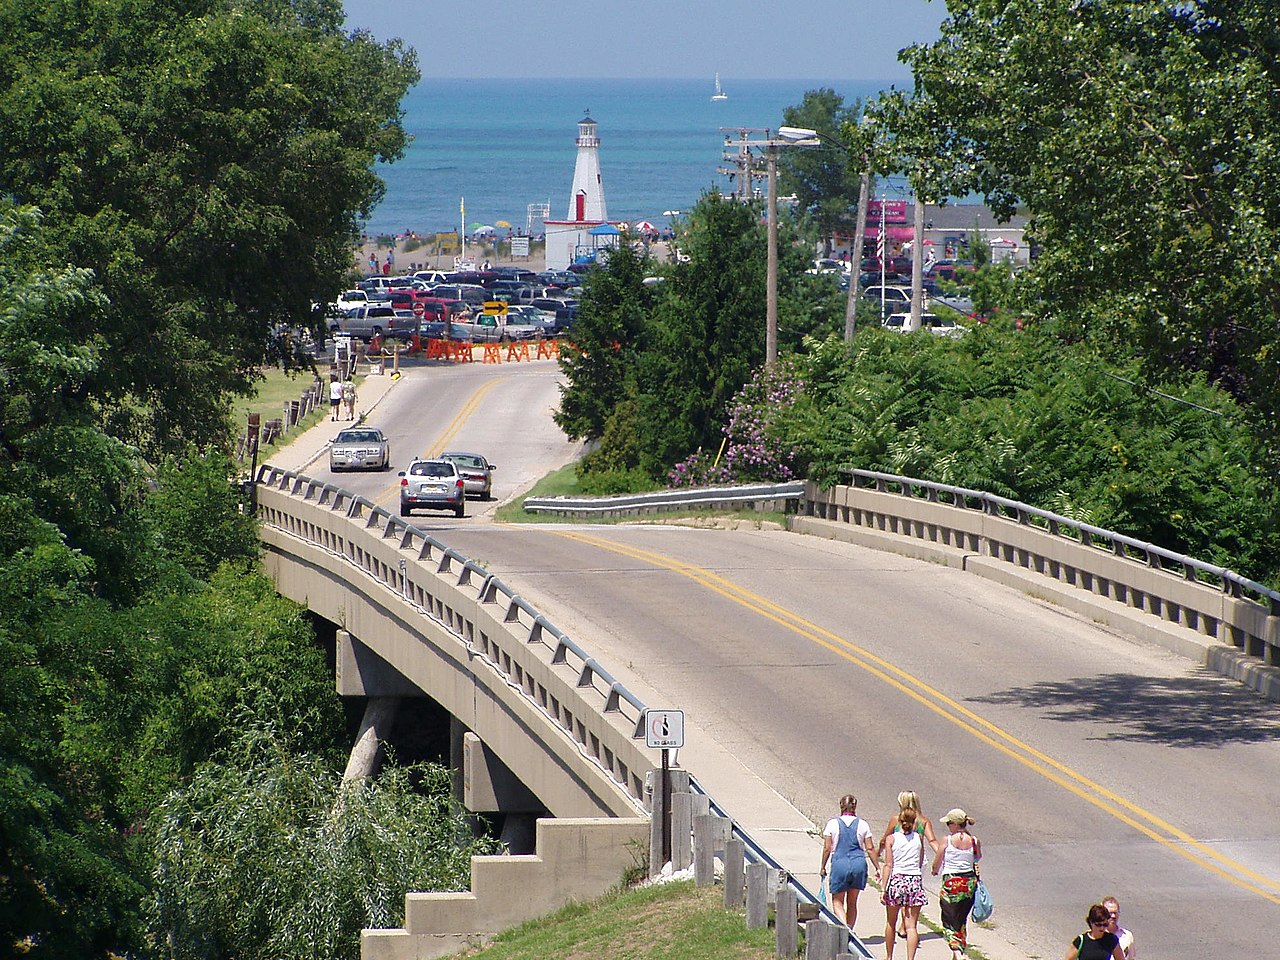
[265,365,405,475]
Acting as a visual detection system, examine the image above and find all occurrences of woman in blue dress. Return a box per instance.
[819,794,882,928]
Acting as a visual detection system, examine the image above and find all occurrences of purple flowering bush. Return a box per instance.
[668,361,804,486]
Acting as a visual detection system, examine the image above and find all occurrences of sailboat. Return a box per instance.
[711,73,728,101]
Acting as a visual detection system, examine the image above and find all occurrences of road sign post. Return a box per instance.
[645,709,685,868]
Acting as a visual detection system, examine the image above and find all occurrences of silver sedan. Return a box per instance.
[441,451,496,499]
[329,427,390,472]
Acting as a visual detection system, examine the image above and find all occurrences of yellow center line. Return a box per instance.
[371,376,509,508]
[549,528,1280,904]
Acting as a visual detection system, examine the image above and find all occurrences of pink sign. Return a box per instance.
[867,200,908,224]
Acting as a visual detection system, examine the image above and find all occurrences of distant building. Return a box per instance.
[544,115,619,271]
[833,203,1031,266]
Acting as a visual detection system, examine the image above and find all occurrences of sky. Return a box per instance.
[340,0,948,81]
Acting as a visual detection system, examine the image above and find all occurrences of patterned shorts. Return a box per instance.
[884,873,928,907]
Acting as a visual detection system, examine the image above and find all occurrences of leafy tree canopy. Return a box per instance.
[872,1,1280,458]
[777,89,864,248]
[0,0,419,455]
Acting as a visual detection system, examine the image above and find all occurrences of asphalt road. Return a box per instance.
[308,361,1280,960]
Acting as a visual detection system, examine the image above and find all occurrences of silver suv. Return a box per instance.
[398,459,466,518]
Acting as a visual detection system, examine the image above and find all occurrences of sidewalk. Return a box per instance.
[264,363,405,475]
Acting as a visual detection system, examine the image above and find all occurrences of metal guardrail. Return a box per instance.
[255,465,654,801]
[524,481,806,516]
[254,465,855,903]
[690,774,875,959]
[844,468,1280,613]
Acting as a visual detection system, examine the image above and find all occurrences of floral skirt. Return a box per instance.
[884,873,927,907]
[939,872,978,950]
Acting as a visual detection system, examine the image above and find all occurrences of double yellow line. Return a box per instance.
[373,375,509,508]
[549,528,1280,904]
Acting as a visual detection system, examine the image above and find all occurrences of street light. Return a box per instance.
[777,127,870,341]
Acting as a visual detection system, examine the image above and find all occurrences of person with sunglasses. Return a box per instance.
[1063,903,1125,960]
[1100,896,1135,959]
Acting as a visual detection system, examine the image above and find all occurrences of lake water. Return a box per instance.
[362,77,894,237]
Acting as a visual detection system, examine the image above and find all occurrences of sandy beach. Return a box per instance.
[354,233,675,278]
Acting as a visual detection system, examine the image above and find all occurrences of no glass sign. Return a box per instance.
[645,709,685,749]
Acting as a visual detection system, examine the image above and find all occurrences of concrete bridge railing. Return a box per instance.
[796,469,1280,701]
[255,464,655,815]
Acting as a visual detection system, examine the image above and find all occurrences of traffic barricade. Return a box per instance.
[482,343,503,364]
[506,341,531,362]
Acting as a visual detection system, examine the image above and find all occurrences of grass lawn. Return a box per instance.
[229,365,338,463]
[458,880,777,960]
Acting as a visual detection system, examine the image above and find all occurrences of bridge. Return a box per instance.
[254,460,1280,960]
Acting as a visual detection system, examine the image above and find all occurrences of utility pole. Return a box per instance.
[844,166,870,341]
[909,195,925,331]
[719,128,769,200]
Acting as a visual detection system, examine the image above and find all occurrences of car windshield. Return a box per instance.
[446,454,485,469]
[409,461,455,478]
[336,430,380,443]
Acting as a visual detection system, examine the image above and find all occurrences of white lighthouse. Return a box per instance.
[544,114,618,271]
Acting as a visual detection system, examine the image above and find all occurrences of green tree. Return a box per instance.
[874,1,1280,457]
[149,726,496,960]
[554,240,654,443]
[629,194,770,475]
[778,88,863,253]
[0,0,419,455]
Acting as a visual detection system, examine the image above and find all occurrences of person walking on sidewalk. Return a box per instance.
[881,807,928,960]
[820,794,880,929]
[932,808,981,960]
[342,379,358,421]
[879,791,939,938]
[329,377,343,421]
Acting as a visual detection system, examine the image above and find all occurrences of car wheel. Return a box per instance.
[454,502,465,518]
[400,503,410,517]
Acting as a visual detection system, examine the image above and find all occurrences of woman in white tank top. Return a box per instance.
[879,807,928,960]
[931,808,982,960]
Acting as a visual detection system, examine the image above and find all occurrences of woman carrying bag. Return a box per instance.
[931,808,983,960]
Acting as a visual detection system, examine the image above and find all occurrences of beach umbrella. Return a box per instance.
[635,220,656,232]
[471,224,496,236]
[495,220,512,228]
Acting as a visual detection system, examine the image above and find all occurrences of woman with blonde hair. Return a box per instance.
[879,791,938,936]
[820,794,881,928]
[880,807,928,960]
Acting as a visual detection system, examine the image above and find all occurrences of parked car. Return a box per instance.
[501,309,558,340]
[806,258,848,275]
[329,427,390,472]
[441,452,496,500]
[882,312,965,337]
[862,255,914,275]
[413,270,450,285]
[924,261,974,283]
[334,289,370,310]
[862,285,917,315]
[398,458,466,518]
[431,283,489,308]
[332,304,407,340]
[485,280,535,304]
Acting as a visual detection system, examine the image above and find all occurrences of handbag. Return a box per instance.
[971,877,994,922]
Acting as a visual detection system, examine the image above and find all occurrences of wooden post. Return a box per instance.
[672,792,693,871]
[746,862,770,928]
[804,919,840,960]
[693,813,715,886]
[723,838,745,908]
[776,887,798,957]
